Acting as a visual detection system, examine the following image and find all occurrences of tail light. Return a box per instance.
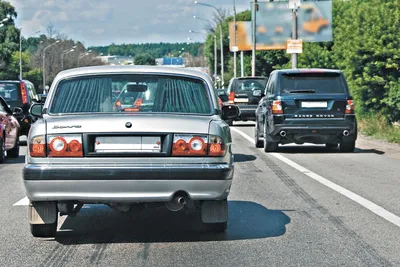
[272,100,283,114]
[345,100,355,114]
[20,82,28,105]
[172,134,226,157]
[29,135,46,157]
[218,98,223,108]
[172,135,207,156]
[228,92,235,104]
[208,135,226,157]
[47,135,83,157]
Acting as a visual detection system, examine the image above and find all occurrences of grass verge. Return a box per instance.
[358,113,400,143]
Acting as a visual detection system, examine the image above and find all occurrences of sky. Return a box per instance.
[9,0,251,47]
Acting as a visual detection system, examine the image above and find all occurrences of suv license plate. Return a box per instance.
[301,101,327,108]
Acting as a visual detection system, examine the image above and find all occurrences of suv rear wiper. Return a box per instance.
[289,89,315,94]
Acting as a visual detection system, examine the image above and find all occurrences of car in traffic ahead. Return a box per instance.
[0,80,40,136]
[225,76,269,125]
[0,95,21,162]
[255,69,357,152]
[25,65,239,237]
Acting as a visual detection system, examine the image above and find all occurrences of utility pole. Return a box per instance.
[233,0,237,78]
[219,23,224,87]
[214,35,217,83]
[19,28,22,80]
[251,0,258,77]
[291,0,299,69]
[241,51,244,77]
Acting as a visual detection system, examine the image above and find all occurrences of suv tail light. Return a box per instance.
[172,134,226,157]
[272,100,283,114]
[218,98,223,108]
[47,135,83,157]
[20,82,28,105]
[228,92,235,104]
[345,100,355,114]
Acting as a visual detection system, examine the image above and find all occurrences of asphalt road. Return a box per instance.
[1,124,400,267]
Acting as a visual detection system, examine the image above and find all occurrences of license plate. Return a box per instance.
[301,101,327,108]
[95,136,161,153]
[235,98,249,103]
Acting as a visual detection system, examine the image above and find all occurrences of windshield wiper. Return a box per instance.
[289,89,316,94]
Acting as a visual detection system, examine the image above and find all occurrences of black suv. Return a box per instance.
[255,69,357,152]
[0,80,40,136]
[225,76,268,125]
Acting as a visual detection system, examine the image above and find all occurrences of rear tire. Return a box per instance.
[30,222,57,238]
[7,136,19,158]
[254,123,264,148]
[263,125,278,152]
[340,140,356,153]
[0,137,5,163]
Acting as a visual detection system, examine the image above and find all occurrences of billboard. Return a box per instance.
[229,1,332,51]
[162,57,184,65]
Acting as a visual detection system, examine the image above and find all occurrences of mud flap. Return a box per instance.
[29,202,57,225]
[201,200,228,223]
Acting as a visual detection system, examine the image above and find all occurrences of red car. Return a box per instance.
[0,95,21,162]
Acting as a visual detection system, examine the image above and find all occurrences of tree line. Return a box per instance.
[204,0,399,125]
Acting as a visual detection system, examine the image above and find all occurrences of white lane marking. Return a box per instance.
[13,197,29,206]
[231,127,400,228]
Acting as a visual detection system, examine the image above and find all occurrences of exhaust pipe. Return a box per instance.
[165,194,187,212]
[343,130,350,136]
[280,130,287,137]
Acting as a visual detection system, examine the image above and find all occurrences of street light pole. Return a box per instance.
[78,50,92,67]
[42,40,61,90]
[252,0,258,77]
[19,28,22,80]
[194,1,224,86]
[292,2,298,69]
[233,0,237,78]
[61,47,76,70]
[214,35,217,83]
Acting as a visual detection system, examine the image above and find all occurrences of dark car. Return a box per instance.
[255,69,357,152]
[0,80,40,136]
[225,76,268,126]
[0,95,21,162]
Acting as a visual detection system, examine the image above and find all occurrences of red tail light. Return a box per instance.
[20,82,28,104]
[345,100,355,114]
[29,135,46,157]
[172,134,226,157]
[218,98,223,108]
[47,135,83,157]
[272,100,283,114]
[134,99,143,106]
[228,92,235,104]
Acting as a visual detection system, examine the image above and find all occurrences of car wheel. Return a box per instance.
[226,119,233,126]
[254,123,264,148]
[0,137,5,163]
[30,222,57,238]
[7,136,20,158]
[325,142,338,149]
[340,140,356,153]
[263,125,278,152]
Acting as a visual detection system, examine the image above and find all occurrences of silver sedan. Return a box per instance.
[24,65,239,237]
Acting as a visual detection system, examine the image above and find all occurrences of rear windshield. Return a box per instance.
[0,83,19,101]
[232,78,267,93]
[49,74,213,115]
[279,73,346,94]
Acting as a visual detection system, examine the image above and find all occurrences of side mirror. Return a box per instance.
[30,103,43,117]
[12,107,23,116]
[221,105,240,120]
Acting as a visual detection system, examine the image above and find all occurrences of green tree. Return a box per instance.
[134,53,156,65]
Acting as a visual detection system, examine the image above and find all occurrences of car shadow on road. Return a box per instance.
[5,155,25,164]
[234,153,257,162]
[54,201,290,244]
[278,145,385,155]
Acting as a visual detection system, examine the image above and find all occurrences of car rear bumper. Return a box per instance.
[236,105,256,121]
[23,163,234,202]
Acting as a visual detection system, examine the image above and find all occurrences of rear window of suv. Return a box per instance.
[279,72,346,95]
[231,78,267,93]
[0,83,19,101]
